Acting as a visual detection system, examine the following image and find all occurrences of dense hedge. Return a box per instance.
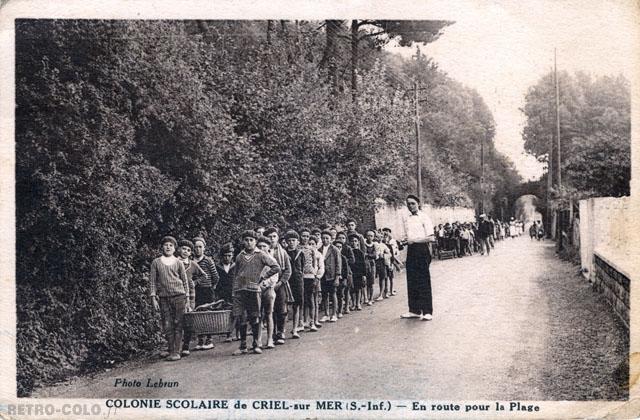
[15,20,415,396]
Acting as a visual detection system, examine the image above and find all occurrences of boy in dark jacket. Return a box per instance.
[333,240,352,317]
[285,230,305,339]
[348,234,367,311]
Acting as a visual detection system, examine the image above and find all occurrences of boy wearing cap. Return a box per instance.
[192,237,219,350]
[177,239,206,356]
[149,236,190,361]
[333,240,352,318]
[336,231,355,312]
[319,230,341,322]
[256,236,278,349]
[348,234,367,311]
[478,214,492,256]
[265,227,292,345]
[306,236,325,329]
[363,230,378,306]
[382,228,399,296]
[374,231,391,301]
[285,230,305,338]
[232,230,281,355]
[216,243,237,342]
[300,228,319,331]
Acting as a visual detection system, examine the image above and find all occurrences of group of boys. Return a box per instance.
[148,220,402,360]
[148,236,220,361]
[433,214,526,258]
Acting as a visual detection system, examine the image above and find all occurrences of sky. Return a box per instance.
[387,0,638,181]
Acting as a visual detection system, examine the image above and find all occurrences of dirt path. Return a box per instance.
[34,236,627,400]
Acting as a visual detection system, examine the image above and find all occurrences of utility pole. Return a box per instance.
[480,133,485,214]
[546,131,553,238]
[554,48,561,191]
[554,48,563,250]
[414,81,422,203]
[545,66,554,239]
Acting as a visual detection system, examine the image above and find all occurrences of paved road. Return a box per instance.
[36,236,626,400]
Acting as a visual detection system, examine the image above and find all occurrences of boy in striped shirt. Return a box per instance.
[149,236,190,362]
[177,239,206,356]
[232,230,281,355]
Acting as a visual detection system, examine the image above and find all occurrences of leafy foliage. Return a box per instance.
[521,71,630,200]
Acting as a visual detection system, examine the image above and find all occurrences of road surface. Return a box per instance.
[35,236,627,400]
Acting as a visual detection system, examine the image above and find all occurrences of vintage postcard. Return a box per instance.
[1,0,639,418]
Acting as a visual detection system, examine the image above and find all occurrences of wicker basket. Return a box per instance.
[184,310,232,335]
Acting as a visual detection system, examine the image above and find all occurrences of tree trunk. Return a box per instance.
[322,20,341,97]
[351,20,359,102]
[267,20,274,46]
[280,20,295,64]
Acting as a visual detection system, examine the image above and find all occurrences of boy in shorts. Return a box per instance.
[232,230,280,355]
[264,227,292,345]
[363,230,378,306]
[382,228,400,296]
[333,240,352,317]
[177,239,206,356]
[192,237,219,350]
[285,230,305,338]
[319,230,341,322]
[348,234,367,311]
[257,236,278,349]
[307,235,325,328]
[299,228,319,332]
[374,232,391,301]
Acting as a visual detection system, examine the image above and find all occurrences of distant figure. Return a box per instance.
[508,217,516,239]
[537,221,545,241]
[529,223,537,240]
[478,214,493,256]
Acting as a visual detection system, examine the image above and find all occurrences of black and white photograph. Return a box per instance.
[2,0,639,418]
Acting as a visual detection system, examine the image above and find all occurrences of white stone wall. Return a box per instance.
[578,196,632,281]
[374,202,476,234]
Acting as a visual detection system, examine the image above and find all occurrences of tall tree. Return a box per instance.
[521,72,630,198]
[348,19,453,100]
[320,20,344,96]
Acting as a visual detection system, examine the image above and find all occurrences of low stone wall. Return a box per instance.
[593,251,630,329]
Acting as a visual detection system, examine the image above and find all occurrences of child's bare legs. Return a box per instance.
[263,311,274,347]
[250,316,262,352]
[343,286,351,313]
[336,285,344,315]
[291,304,301,338]
[322,290,329,317]
[313,283,321,327]
[331,289,338,320]
[377,275,385,300]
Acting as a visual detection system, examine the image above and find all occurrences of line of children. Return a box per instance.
[150,222,402,360]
